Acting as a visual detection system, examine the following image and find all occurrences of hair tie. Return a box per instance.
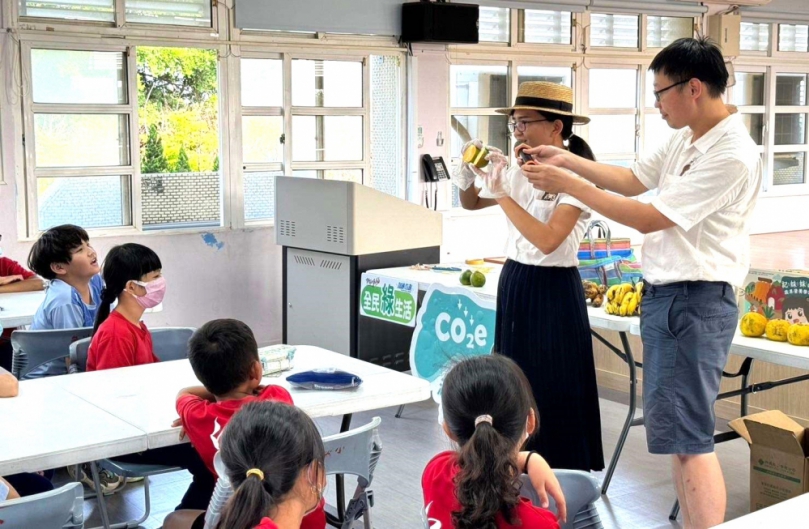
[246,468,264,480]
[474,415,493,427]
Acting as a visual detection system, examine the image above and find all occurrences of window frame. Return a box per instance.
[235,47,407,227]
[14,0,220,36]
[19,37,233,237]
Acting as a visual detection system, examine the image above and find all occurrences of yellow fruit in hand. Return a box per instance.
[740,312,768,337]
[470,271,486,288]
[787,323,809,346]
[765,319,790,342]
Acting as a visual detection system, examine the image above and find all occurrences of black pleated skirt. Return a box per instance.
[495,259,605,472]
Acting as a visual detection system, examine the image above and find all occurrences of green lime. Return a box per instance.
[470,271,486,288]
[460,270,472,286]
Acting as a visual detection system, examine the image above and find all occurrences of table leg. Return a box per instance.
[395,404,405,418]
[591,330,640,495]
[90,461,112,529]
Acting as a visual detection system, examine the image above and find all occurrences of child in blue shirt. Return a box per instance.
[26,225,102,378]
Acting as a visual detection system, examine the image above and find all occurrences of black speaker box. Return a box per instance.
[401,2,479,44]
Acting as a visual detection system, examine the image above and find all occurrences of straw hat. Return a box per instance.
[496,81,589,125]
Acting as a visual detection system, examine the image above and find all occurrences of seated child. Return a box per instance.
[87,243,215,510]
[87,243,162,371]
[26,225,102,377]
[164,401,327,529]
[423,354,564,529]
[165,319,325,529]
[0,237,44,370]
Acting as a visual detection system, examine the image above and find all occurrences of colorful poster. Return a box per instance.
[409,284,497,404]
[359,273,418,327]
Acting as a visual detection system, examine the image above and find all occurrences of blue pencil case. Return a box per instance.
[286,368,363,390]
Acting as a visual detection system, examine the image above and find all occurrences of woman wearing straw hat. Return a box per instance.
[451,81,604,472]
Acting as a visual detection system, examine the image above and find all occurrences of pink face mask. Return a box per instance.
[131,276,166,309]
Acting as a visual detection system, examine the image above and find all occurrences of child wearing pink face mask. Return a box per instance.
[86,243,218,512]
[88,243,165,371]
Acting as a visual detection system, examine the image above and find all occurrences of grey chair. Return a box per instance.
[520,470,603,529]
[69,327,195,529]
[11,328,94,379]
[0,482,84,528]
[203,416,383,529]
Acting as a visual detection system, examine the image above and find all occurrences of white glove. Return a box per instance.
[476,151,510,199]
[451,139,482,191]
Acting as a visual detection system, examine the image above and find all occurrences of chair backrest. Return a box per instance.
[203,417,383,529]
[68,327,195,373]
[150,327,195,362]
[69,337,92,373]
[0,482,84,529]
[11,328,94,379]
[520,470,603,529]
[322,416,382,487]
[203,452,232,529]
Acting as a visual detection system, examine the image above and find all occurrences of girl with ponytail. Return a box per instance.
[215,401,326,529]
[87,243,164,371]
[452,82,604,472]
[422,355,565,529]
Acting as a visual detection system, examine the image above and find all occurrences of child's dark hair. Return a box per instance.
[442,354,538,529]
[27,224,90,280]
[783,296,809,320]
[649,36,728,98]
[188,319,260,396]
[215,401,325,529]
[537,111,596,162]
[93,243,162,334]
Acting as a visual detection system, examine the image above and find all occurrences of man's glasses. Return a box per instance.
[653,79,691,102]
[507,119,549,133]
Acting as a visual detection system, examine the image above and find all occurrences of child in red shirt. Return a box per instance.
[163,319,325,529]
[86,243,216,512]
[423,355,564,529]
[0,235,44,371]
[88,243,163,371]
[210,401,326,529]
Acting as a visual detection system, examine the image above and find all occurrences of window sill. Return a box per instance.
[17,224,272,243]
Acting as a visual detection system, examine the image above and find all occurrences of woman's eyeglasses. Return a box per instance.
[508,119,549,133]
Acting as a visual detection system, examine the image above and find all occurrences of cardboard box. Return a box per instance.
[729,410,809,512]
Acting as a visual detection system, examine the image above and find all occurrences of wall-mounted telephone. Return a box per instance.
[421,154,450,182]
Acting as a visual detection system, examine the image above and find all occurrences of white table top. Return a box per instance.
[369,265,809,369]
[0,377,146,475]
[0,291,45,328]
[712,493,809,528]
[368,265,640,335]
[51,346,431,449]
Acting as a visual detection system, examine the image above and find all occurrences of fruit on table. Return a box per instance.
[582,281,607,307]
[740,312,767,337]
[787,323,809,346]
[765,319,790,342]
[470,271,486,288]
[465,258,485,265]
[605,281,643,316]
[460,270,472,286]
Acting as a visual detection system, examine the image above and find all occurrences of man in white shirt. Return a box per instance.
[521,37,762,528]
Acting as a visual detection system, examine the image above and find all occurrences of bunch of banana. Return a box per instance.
[605,281,644,317]
[582,280,608,307]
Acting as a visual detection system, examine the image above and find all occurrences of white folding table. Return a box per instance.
[0,291,45,329]
[712,493,809,528]
[0,377,146,476]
